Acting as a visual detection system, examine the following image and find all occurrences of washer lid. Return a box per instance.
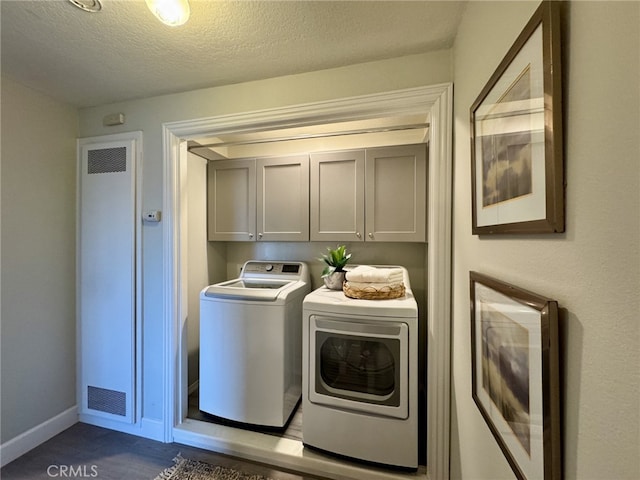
[202,278,298,301]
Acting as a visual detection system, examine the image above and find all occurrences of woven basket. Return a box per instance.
[343,282,406,300]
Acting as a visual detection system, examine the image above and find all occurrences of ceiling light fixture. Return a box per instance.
[68,0,102,13]
[145,0,190,27]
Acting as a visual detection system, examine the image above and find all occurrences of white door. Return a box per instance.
[78,132,141,424]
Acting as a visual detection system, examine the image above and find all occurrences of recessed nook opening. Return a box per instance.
[162,85,452,480]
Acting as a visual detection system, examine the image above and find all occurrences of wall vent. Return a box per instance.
[87,147,126,174]
[87,386,127,416]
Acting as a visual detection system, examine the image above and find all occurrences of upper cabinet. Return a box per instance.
[208,155,309,242]
[310,144,426,242]
[256,155,309,242]
[208,144,426,243]
[310,150,365,242]
[365,144,426,242]
[207,158,256,241]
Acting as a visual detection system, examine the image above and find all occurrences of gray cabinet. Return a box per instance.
[257,155,309,241]
[365,144,427,242]
[208,155,309,241]
[207,158,256,241]
[310,150,365,242]
[208,145,425,243]
[310,144,426,242]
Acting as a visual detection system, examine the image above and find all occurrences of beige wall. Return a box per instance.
[223,241,427,307]
[185,153,209,387]
[1,77,79,443]
[451,2,639,479]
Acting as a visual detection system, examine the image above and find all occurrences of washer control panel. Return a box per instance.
[242,261,302,276]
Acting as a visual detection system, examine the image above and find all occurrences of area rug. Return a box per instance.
[154,454,275,480]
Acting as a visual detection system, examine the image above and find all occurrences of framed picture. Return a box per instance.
[470,272,561,480]
[470,1,564,234]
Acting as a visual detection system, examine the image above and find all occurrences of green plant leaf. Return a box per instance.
[318,245,351,274]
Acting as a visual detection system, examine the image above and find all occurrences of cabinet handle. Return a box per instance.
[356,232,361,238]
[249,233,253,239]
[258,233,263,239]
[368,233,374,239]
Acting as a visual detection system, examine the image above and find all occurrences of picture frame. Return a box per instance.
[470,271,561,480]
[470,1,564,234]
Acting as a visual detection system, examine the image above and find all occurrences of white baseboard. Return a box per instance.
[0,406,78,467]
[78,413,165,442]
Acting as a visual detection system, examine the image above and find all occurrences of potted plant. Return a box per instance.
[319,245,351,290]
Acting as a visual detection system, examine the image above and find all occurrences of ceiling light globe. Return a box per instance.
[145,0,190,27]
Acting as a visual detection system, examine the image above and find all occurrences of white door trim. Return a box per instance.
[161,84,452,480]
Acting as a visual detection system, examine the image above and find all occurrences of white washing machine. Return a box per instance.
[199,261,310,427]
[302,266,418,469]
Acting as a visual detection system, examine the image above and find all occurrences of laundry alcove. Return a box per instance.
[161,84,453,480]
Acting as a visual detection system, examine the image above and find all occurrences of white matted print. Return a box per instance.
[473,24,546,228]
[470,1,563,234]
[470,272,561,480]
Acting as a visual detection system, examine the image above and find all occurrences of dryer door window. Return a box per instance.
[317,332,399,405]
[309,316,409,419]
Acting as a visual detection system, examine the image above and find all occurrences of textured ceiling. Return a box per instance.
[1,0,465,108]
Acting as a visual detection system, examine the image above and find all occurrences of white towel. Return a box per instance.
[345,281,404,290]
[345,265,404,284]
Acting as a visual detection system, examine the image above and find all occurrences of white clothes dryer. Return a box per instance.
[302,266,418,469]
[199,261,310,427]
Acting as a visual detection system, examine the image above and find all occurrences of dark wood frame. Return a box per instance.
[470,271,561,480]
[470,1,564,234]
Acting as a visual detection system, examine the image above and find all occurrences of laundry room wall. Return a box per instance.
[185,152,208,388]
[185,151,227,387]
[77,50,452,428]
[1,77,78,445]
[451,2,639,479]
[223,242,426,305]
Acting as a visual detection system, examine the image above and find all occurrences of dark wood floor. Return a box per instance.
[0,422,325,480]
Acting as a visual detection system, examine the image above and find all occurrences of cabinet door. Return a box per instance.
[365,144,427,242]
[257,155,309,241]
[207,158,256,241]
[310,150,365,242]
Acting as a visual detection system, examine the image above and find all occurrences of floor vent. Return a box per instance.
[87,386,127,416]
